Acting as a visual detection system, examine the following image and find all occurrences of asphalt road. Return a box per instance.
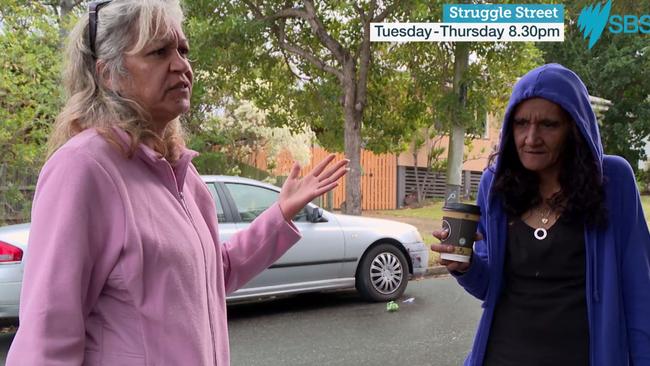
[0,276,482,366]
[0,333,10,365]
[228,276,482,366]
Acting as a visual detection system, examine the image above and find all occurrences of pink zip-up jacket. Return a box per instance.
[7,128,301,365]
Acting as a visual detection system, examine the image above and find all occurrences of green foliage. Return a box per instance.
[0,1,63,169]
[538,2,650,168]
[388,41,542,136]
[185,112,250,177]
[189,149,273,182]
[637,168,650,195]
[183,0,542,157]
[362,59,431,153]
[183,0,427,154]
[187,98,313,177]
[384,0,543,136]
[382,3,541,199]
[0,0,68,223]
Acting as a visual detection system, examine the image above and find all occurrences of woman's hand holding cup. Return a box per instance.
[431,230,483,273]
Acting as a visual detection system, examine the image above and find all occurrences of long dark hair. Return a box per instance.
[489,120,607,227]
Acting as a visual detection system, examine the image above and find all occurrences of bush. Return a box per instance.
[0,184,34,225]
[636,169,650,195]
[191,151,281,185]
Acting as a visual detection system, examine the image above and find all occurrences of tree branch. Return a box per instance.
[356,0,387,111]
[273,19,343,80]
[354,35,370,112]
[242,1,308,22]
[302,0,348,63]
[353,3,367,22]
[266,7,308,21]
[58,0,84,12]
[280,48,313,82]
[242,0,343,80]
[241,0,265,19]
[57,0,84,21]
[47,4,60,19]
[372,0,400,23]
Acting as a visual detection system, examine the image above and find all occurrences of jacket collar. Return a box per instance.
[111,127,199,194]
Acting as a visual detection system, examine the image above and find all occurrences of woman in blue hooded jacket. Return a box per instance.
[432,63,650,366]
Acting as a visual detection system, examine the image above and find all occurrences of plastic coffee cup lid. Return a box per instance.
[443,202,481,215]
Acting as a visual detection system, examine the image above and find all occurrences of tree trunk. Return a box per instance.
[343,105,362,215]
[58,0,78,42]
[342,66,362,215]
[412,150,422,203]
[446,124,464,204]
[445,43,469,206]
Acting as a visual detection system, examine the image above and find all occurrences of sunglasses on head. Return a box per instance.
[88,0,112,59]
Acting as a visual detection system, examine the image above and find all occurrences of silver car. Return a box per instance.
[0,175,428,321]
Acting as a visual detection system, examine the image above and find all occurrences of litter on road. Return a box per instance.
[386,301,399,312]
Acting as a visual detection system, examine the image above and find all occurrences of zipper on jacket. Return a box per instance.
[179,190,219,365]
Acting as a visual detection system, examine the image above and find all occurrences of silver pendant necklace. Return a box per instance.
[534,206,552,240]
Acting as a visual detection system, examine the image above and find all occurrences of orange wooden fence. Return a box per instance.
[251,147,397,211]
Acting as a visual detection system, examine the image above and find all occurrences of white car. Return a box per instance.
[0,175,428,322]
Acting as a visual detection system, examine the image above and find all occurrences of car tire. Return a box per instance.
[356,243,409,302]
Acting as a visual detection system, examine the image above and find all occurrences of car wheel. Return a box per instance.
[356,243,409,302]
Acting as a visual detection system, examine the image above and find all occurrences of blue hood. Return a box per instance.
[497,63,604,178]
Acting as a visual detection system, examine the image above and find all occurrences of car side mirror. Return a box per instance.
[305,206,325,223]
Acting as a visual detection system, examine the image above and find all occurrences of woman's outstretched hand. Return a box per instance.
[278,154,349,221]
[430,230,483,273]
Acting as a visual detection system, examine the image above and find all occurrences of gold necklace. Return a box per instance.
[538,206,552,226]
[533,206,553,240]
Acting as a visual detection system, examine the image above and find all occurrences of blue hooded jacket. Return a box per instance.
[454,63,650,365]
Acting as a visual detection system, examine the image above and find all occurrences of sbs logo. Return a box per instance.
[577,0,650,49]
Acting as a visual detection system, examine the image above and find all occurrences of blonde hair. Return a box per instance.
[48,0,187,162]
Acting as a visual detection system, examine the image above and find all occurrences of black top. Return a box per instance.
[483,216,589,366]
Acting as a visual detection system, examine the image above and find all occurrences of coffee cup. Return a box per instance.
[440,202,481,263]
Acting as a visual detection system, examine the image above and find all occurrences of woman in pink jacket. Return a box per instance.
[6,1,348,365]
